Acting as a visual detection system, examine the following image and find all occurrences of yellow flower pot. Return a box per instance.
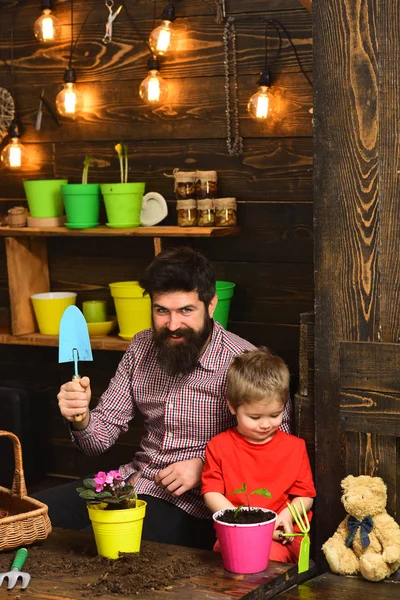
[88,500,147,559]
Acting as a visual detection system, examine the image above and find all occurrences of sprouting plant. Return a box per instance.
[230,482,272,518]
[82,155,93,185]
[77,469,137,507]
[115,142,128,183]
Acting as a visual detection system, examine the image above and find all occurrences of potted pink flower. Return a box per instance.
[77,469,146,559]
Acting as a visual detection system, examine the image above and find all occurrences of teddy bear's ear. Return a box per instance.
[370,476,387,494]
[341,474,355,492]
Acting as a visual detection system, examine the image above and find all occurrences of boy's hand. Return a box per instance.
[155,458,203,497]
[274,507,294,544]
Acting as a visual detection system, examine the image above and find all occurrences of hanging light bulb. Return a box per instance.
[34,0,60,43]
[1,121,27,169]
[56,69,83,118]
[247,71,271,120]
[149,2,176,56]
[139,56,168,106]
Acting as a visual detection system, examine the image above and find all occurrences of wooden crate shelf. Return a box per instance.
[0,332,129,351]
[0,226,240,238]
[0,225,240,348]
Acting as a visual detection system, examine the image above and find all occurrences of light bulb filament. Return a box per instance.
[9,145,22,168]
[64,89,77,114]
[148,77,161,102]
[256,95,269,119]
[41,15,54,41]
[157,27,171,53]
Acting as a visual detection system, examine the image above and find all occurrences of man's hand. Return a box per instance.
[154,458,203,497]
[57,376,92,429]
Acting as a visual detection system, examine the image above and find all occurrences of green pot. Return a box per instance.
[61,183,101,228]
[213,281,236,328]
[101,183,145,228]
[23,179,68,218]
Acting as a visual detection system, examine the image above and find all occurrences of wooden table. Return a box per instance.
[0,529,315,599]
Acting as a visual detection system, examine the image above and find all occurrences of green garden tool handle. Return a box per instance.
[11,548,28,571]
[280,533,304,537]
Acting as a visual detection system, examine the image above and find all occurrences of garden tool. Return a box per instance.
[0,548,30,590]
[280,499,310,573]
[59,305,93,422]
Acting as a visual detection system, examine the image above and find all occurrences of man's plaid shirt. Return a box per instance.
[73,322,292,518]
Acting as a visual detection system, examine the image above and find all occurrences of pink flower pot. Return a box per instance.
[213,508,277,574]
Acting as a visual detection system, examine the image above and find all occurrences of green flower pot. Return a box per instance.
[23,179,68,218]
[101,183,145,228]
[61,183,101,228]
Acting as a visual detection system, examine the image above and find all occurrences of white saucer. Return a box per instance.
[140,192,168,226]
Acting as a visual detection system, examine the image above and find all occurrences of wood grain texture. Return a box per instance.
[5,237,50,335]
[297,0,312,12]
[276,571,400,599]
[340,341,400,393]
[340,390,400,436]
[313,0,380,560]
[12,73,313,143]
[345,432,398,519]
[378,2,400,344]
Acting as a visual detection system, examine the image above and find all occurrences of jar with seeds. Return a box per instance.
[177,199,197,227]
[174,170,196,200]
[197,198,215,226]
[195,170,218,199]
[214,197,237,226]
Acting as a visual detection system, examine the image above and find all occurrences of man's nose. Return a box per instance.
[168,314,181,331]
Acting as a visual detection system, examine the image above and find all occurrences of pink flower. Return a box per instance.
[95,485,104,493]
[108,470,122,481]
[94,471,107,486]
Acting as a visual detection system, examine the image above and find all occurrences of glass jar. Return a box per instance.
[197,198,215,226]
[214,197,237,227]
[195,170,218,199]
[173,170,196,200]
[177,199,197,227]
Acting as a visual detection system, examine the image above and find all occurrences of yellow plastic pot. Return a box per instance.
[88,500,147,559]
[109,281,151,340]
[30,292,77,335]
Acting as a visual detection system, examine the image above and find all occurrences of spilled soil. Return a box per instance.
[0,541,216,596]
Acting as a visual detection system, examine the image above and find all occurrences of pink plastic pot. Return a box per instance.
[213,507,277,574]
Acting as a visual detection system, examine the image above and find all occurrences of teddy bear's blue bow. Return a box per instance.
[345,515,374,548]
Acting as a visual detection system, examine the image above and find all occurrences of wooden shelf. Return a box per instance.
[0,332,129,351]
[0,225,240,238]
[0,224,240,349]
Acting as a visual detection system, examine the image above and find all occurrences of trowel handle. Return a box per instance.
[72,374,86,422]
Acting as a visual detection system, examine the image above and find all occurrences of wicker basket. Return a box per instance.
[0,430,52,551]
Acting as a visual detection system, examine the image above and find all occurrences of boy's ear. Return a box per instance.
[208,294,218,318]
[227,399,236,415]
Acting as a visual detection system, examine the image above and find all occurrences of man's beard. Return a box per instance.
[153,316,213,376]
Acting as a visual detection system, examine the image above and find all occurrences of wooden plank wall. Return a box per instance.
[314,0,400,564]
[0,0,313,478]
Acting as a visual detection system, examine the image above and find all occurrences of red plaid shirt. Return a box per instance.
[73,321,293,518]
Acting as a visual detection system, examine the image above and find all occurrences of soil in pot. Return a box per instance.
[0,541,215,597]
[217,508,276,525]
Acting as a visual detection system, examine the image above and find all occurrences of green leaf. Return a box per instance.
[233,505,244,519]
[82,478,96,489]
[78,489,97,500]
[229,483,247,496]
[95,491,113,499]
[251,488,272,498]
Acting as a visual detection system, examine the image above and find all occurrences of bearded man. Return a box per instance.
[39,247,292,549]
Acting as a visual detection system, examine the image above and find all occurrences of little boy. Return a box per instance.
[201,348,316,563]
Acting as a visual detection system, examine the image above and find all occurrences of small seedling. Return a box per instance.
[115,142,128,183]
[82,155,93,184]
[230,482,272,518]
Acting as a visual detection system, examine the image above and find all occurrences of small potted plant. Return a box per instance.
[213,483,277,574]
[61,156,102,229]
[100,143,146,228]
[77,469,147,559]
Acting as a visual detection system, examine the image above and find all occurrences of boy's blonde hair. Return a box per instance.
[227,347,290,409]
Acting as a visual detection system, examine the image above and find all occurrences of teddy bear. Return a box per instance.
[322,475,400,582]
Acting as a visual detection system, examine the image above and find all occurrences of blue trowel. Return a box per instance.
[59,305,93,422]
